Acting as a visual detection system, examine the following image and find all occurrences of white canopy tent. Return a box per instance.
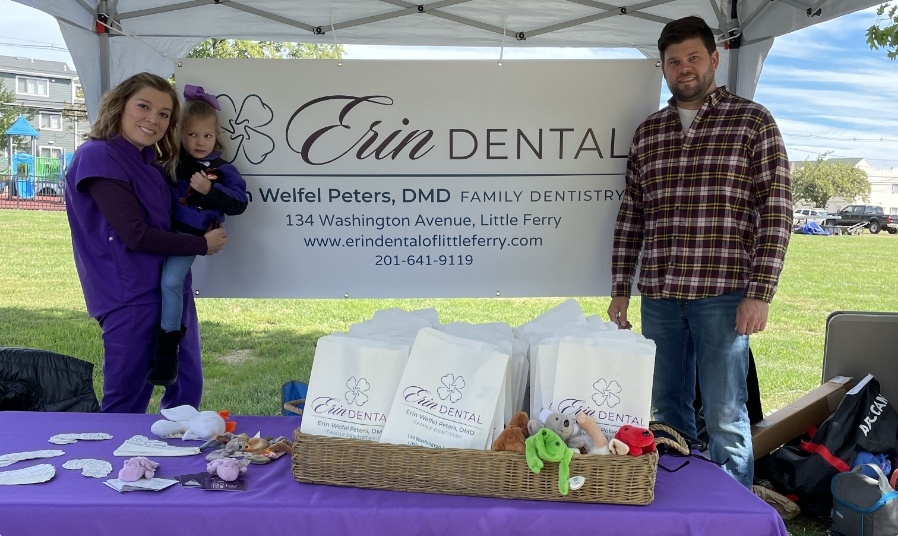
[13,0,880,120]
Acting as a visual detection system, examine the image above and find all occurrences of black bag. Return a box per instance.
[832,464,898,536]
[764,375,898,514]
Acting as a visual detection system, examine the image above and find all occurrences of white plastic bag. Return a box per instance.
[551,333,655,439]
[380,328,509,450]
[299,335,409,441]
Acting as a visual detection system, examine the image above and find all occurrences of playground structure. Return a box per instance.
[2,114,68,209]
[0,154,66,210]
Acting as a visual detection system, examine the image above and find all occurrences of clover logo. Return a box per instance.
[217,93,275,165]
[344,376,370,407]
[437,374,465,403]
[591,378,622,408]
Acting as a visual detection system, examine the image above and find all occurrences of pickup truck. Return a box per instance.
[825,204,897,234]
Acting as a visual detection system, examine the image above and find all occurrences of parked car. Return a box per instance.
[32,175,65,197]
[827,204,897,234]
[793,208,839,226]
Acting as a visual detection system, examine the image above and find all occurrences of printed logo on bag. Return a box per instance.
[555,374,646,428]
[402,383,483,425]
[860,394,890,436]
[344,376,370,407]
[591,378,622,408]
[310,377,386,424]
[436,374,465,403]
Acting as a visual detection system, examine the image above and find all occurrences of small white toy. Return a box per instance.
[150,405,234,441]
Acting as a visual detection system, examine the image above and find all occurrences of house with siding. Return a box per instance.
[0,54,89,165]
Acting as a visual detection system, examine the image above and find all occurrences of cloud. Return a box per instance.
[758,11,898,166]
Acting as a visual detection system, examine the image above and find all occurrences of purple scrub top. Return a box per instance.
[65,137,173,318]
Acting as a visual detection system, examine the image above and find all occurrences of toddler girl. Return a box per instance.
[148,85,248,386]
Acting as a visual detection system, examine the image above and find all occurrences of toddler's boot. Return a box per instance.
[147,327,183,386]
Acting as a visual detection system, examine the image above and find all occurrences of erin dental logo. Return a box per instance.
[218,93,275,165]
[437,373,465,403]
[344,376,370,407]
[591,378,622,408]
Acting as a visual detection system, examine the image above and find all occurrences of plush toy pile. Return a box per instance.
[492,410,656,496]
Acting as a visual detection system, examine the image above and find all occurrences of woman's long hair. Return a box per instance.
[88,72,181,177]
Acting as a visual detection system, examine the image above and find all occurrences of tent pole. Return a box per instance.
[727,0,742,95]
[99,34,110,95]
[728,47,739,94]
[97,0,111,95]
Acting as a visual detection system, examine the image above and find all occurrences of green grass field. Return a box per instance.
[1,209,894,535]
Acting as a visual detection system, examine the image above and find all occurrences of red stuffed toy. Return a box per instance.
[613,425,656,456]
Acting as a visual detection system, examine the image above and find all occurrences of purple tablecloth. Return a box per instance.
[0,412,787,536]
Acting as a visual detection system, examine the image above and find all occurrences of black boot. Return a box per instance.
[147,328,182,386]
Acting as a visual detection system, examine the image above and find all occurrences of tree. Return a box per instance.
[867,4,898,59]
[791,154,870,208]
[187,40,342,60]
[61,102,89,148]
[61,102,88,126]
[0,80,34,158]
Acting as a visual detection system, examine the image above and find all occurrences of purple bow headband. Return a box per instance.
[183,84,221,111]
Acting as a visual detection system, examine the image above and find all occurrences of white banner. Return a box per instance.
[175,59,660,298]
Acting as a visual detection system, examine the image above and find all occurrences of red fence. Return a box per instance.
[0,175,66,212]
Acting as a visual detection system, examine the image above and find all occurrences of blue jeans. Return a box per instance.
[641,290,753,488]
[160,254,196,332]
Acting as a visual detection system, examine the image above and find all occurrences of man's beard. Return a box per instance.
[667,68,714,103]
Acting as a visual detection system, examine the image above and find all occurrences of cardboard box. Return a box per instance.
[751,376,853,460]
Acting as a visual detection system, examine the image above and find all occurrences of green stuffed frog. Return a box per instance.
[525,427,576,495]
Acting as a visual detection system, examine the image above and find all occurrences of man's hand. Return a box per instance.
[735,298,769,335]
[607,296,632,329]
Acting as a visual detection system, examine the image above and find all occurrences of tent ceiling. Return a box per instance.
[16,0,871,49]
[12,0,882,118]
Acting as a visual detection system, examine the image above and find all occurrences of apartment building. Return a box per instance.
[1,54,89,163]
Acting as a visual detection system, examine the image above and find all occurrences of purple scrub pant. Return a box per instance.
[96,292,203,413]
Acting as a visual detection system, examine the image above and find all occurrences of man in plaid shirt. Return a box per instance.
[607,16,792,489]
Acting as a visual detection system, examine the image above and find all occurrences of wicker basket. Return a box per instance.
[292,427,666,505]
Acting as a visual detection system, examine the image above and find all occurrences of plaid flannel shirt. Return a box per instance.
[611,87,792,303]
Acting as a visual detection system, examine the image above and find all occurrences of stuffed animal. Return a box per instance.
[207,458,249,482]
[151,405,236,441]
[529,410,594,454]
[575,413,611,455]
[242,435,271,453]
[204,433,294,464]
[613,425,656,456]
[492,410,530,454]
[118,457,159,482]
[525,428,576,496]
[527,411,574,441]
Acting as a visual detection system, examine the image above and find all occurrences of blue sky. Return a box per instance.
[2,1,897,167]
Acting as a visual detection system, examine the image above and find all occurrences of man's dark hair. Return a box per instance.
[657,16,716,59]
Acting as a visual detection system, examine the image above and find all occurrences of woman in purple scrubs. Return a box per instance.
[65,73,228,413]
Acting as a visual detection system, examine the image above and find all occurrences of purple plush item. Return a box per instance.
[118,457,159,481]
[183,84,221,111]
[207,458,248,482]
